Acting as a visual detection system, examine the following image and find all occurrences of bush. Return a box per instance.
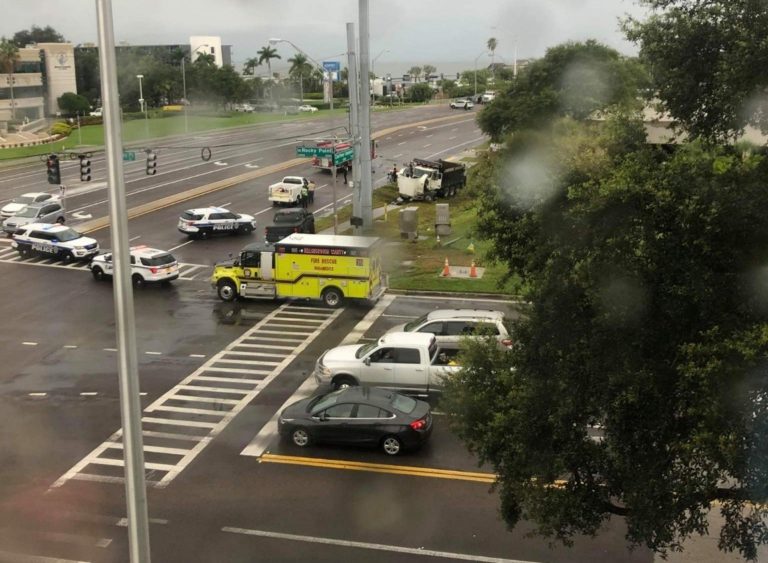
[50,121,72,136]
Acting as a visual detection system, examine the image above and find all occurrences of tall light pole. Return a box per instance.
[371,48,389,105]
[474,51,489,102]
[136,74,148,138]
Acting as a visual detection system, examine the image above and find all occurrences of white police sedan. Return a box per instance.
[177,207,257,239]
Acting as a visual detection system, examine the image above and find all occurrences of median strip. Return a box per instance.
[259,453,497,483]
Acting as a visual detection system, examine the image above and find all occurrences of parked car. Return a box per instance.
[11,223,99,262]
[278,386,433,455]
[386,309,513,349]
[233,103,255,112]
[89,108,103,117]
[264,207,315,243]
[90,245,179,287]
[313,332,460,396]
[1,192,58,219]
[298,105,318,113]
[177,207,257,239]
[449,99,474,110]
[3,201,66,235]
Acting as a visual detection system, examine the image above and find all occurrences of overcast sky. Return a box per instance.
[3,0,648,74]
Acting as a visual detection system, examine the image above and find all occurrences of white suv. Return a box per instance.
[450,99,474,110]
[90,245,179,287]
[386,309,513,348]
[177,207,257,239]
[11,223,99,262]
[1,192,58,219]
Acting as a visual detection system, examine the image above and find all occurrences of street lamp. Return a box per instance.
[474,51,489,102]
[136,73,148,138]
[371,49,389,104]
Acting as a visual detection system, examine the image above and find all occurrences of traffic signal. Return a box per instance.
[46,154,61,185]
[78,154,91,182]
[146,150,157,175]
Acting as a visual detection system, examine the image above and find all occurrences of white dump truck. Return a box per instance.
[397,159,467,202]
[268,176,314,206]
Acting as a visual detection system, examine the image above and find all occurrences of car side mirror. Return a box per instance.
[363,357,371,366]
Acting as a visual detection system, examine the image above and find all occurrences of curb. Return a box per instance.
[385,288,526,303]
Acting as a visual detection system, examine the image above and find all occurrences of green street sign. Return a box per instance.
[334,148,353,164]
[296,146,334,157]
[123,151,136,161]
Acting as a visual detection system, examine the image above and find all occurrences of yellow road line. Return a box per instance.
[260,453,497,483]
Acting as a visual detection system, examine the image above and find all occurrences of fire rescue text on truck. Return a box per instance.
[211,233,386,308]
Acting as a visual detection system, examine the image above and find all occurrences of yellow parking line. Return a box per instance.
[260,453,497,483]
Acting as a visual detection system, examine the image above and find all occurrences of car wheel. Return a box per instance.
[61,251,74,263]
[217,280,237,302]
[132,274,145,288]
[56,216,65,224]
[321,287,343,308]
[198,229,209,240]
[424,193,433,202]
[18,245,30,258]
[291,428,311,448]
[238,224,253,235]
[92,267,105,281]
[332,375,357,391]
[381,435,403,456]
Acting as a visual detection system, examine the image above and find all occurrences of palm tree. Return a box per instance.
[257,45,281,78]
[194,52,216,66]
[422,64,436,83]
[242,56,261,76]
[408,66,422,83]
[288,53,314,101]
[0,37,20,120]
[487,37,498,66]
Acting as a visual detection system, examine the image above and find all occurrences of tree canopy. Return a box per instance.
[12,25,65,46]
[623,0,768,143]
[478,40,648,140]
[57,92,90,115]
[445,115,768,559]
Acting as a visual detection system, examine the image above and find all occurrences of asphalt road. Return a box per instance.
[0,106,658,562]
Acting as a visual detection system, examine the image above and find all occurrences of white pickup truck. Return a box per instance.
[268,176,315,206]
[313,332,460,397]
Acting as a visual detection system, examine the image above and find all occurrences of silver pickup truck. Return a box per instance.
[313,332,460,397]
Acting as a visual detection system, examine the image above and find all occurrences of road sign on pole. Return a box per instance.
[123,151,136,161]
[322,61,340,72]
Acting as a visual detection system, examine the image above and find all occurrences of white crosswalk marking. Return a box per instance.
[51,302,342,489]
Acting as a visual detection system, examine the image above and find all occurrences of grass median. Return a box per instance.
[315,184,522,295]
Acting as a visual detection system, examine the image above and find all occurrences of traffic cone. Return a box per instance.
[441,257,451,277]
[470,260,478,278]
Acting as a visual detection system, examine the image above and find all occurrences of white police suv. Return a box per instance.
[11,223,99,262]
[90,245,179,287]
[177,207,257,239]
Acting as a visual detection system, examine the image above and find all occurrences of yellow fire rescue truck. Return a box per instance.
[211,233,386,307]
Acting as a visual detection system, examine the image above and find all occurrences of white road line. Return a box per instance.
[233,343,295,350]
[341,294,395,345]
[176,385,250,395]
[141,430,203,442]
[400,294,521,304]
[381,313,416,319]
[0,548,94,563]
[397,141,406,145]
[142,417,217,429]
[426,134,433,138]
[189,354,206,358]
[448,136,457,140]
[116,517,168,527]
[28,392,47,397]
[221,527,540,563]
[195,375,263,384]
[423,144,432,148]
[64,345,78,349]
[80,392,98,396]
[145,351,162,356]
[167,239,195,252]
[222,351,289,358]
[104,348,117,352]
[151,405,229,416]
[168,394,240,406]
[204,366,271,375]
[129,235,141,242]
[22,341,37,346]
[104,442,190,456]
[213,359,281,367]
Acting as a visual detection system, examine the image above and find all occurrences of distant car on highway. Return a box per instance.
[298,105,318,113]
[90,245,179,287]
[278,386,433,455]
[1,192,58,220]
[233,103,255,112]
[449,99,474,110]
[177,207,257,239]
[2,201,66,235]
[11,223,99,262]
[89,107,103,117]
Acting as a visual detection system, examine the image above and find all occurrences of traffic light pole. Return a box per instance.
[95,1,152,561]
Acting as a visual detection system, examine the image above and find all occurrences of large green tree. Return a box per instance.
[0,38,20,120]
[12,25,65,46]
[478,40,648,140]
[57,92,90,115]
[444,115,768,559]
[623,0,768,143]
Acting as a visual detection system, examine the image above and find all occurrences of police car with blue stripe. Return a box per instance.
[11,223,99,262]
[177,207,257,239]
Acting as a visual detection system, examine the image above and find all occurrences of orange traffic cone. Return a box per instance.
[470,260,478,278]
[441,257,451,277]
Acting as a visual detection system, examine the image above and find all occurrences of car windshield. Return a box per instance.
[15,206,41,218]
[355,342,378,359]
[12,195,36,205]
[392,393,417,414]
[284,178,301,184]
[55,228,82,242]
[404,314,429,331]
[308,390,344,414]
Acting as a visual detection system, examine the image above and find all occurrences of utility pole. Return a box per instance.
[346,23,362,235]
[358,0,373,229]
[181,56,188,133]
[95,1,152,561]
